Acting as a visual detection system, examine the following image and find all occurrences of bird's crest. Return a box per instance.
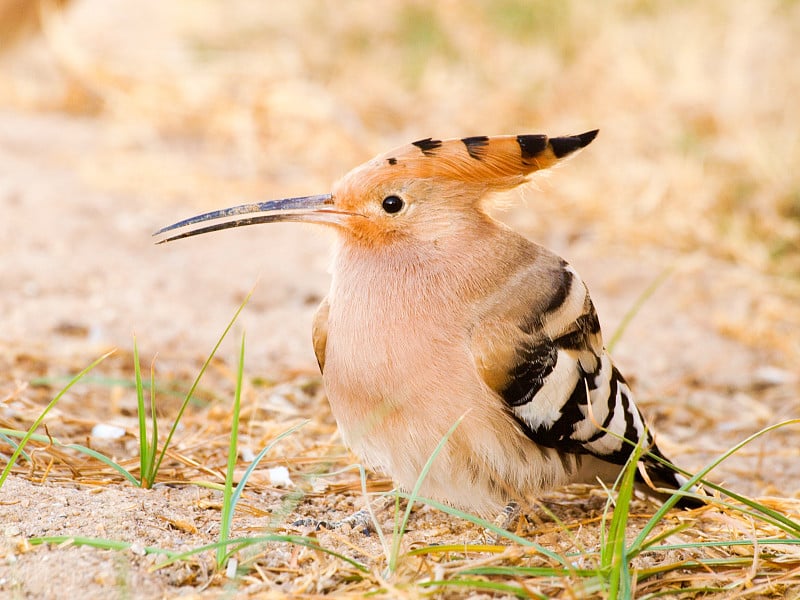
[369,130,598,192]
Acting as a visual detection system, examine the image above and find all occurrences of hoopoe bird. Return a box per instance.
[156,130,702,515]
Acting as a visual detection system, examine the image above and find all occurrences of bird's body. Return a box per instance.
[320,210,662,514]
[323,221,544,515]
[157,130,700,514]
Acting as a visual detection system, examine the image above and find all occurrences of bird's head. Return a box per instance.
[154,130,598,248]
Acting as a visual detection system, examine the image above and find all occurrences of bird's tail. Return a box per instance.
[636,444,706,509]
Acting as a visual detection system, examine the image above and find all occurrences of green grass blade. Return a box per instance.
[0,433,31,463]
[30,376,187,399]
[628,419,800,557]
[576,416,800,554]
[217,332,245,567]
[690,479,800,538]
[394,491,567,566]
[30,532,368,575]
[531,499,592,560]
[607,266,673,353]
[152,287,253,479]
[603,441,642,598]
[0,350,114,488]
[635,521,695,554]
[153,533,368,573]
[639,586,729,599]
[229,420,308,518]
[29,535,178,558]
[65,443,141,486]
[147,356,158,488]
[635,554,797,587]
[405,543,509,556]
[677,492,800,538]
[133,338,148,487]
[388,414,464,573]
[462,565,603,578]
[0,428,140,486]
[645,537,800,553]
[358,464,390,560]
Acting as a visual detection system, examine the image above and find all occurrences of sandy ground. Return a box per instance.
[2,106,799,599]
[1,1,800,598]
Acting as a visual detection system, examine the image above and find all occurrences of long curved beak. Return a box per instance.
[153,193,343,244]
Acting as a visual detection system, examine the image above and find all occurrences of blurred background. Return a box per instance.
[1,0,799,494]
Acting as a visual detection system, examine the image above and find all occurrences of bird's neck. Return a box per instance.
[330,216,527,307]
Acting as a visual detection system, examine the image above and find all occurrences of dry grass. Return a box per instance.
[1,0,799,597]
[3,347,800,597]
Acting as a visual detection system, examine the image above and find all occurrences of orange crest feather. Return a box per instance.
[373,130,598,192]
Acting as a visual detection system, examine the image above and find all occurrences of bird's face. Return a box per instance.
[154,131,598,248]
[328,164,483,248]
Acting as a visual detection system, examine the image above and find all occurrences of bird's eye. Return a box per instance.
[381,195,404,214]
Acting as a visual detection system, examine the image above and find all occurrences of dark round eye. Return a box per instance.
[381,195,404,214]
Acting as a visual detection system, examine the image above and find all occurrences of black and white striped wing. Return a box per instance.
[471,256,699,505]
[488,262,651,462]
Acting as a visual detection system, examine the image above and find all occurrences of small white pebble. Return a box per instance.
[91,424,126,439]
[267,466,294,488]
[267,390,299,414]
[311,478,328,493]
[129,542,146,556]
[239,446,255,462]
[4,525,21,536]
[754,365,797,386]
[225,557,238,579]
[22,281,39,297]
